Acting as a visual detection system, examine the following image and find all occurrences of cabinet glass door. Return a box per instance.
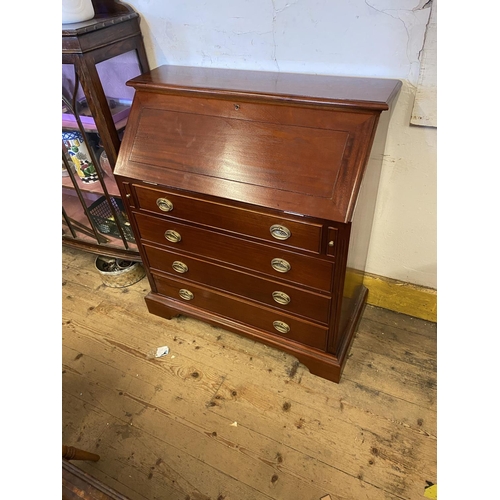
[62,51,142,258]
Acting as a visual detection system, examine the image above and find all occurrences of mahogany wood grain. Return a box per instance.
[117,89,380,223]
[130,107,348,197]
[143,243,331,324]
[126,65,401,111]
[63,15,142,55]
[114,66,401,383]
[335,102,397,351]
[133,212,334,292]
[133,184,324,254]
[151,274,328,351]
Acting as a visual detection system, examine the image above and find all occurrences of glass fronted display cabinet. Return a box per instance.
[62,0,150,260]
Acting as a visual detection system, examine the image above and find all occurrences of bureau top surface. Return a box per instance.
[127,65,401,111]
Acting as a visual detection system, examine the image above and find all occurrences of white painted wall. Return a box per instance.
[124,0,437,289]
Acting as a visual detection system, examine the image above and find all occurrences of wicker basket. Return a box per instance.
[95,256,145,288]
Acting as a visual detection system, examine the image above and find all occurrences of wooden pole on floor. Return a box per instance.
[62,445,100,462]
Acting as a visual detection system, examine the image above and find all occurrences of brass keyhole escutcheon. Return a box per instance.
[179,289,194,301]
[156,197,173,212]
[270,224,291,241]
[272,291,291,305]
[273,321,290,334]
[164,230,182,243]
[172,261,188,274]
[271,258,291,273]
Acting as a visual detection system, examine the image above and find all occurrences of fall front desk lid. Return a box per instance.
[115,65,401,223]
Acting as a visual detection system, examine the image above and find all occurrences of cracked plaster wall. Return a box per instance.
[124,0,437,289]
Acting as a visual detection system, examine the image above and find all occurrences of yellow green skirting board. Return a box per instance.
[363,272,437,323]
[424,483,437,499]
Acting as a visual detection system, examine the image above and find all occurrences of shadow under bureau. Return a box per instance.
[114,65,401,383]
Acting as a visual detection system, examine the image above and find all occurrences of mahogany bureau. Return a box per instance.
[114,65,401,383]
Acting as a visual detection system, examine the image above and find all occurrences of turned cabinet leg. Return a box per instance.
[62,445,100,462]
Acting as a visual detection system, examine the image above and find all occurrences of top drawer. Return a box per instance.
[133,184,322,254]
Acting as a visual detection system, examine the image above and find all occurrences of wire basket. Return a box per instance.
[88,196,135,242]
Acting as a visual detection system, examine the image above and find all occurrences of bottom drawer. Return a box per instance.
[153,273,328,351]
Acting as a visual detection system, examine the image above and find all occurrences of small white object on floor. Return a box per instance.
[147,346,170,359]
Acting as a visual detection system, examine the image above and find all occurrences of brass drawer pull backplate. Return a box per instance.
[165,230,182,243]
[172,261,188,274]
[272,291,291,305]
[273,320,290,334]
[270,224,291,241]
[179,289,194,301]
[271,258,291,273]
[156,198,173,212]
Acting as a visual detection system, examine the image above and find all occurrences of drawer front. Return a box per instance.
[153,273,328,350]
[143,243,331,324]
[134,212,333,292]
[133,184,322,253]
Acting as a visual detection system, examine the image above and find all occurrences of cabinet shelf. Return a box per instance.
[62,172,121,197]
[61,117,128,134]
[62,97,131,133]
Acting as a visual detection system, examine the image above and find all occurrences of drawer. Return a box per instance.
[152,273,328,351]
[133,184,322,253]
[143,243,331,324]
[134,212,334,292]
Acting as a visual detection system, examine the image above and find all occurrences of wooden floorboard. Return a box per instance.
[62,246,437,500]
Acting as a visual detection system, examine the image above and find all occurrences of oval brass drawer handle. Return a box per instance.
[164,230,182,243]
[156,197,174,212]
[271,258,291,273]
[273,320,290,334]
[272,291,291,305]
[179,289,194,301]
[172,261,188,274]
[270,224,291,241]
